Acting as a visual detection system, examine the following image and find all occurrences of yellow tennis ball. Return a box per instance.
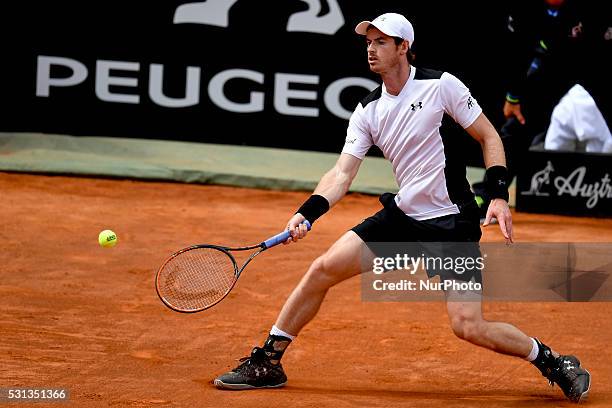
[98,229,118,248]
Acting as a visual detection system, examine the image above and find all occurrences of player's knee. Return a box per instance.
[450,314,483,342]
[304,255,334,288]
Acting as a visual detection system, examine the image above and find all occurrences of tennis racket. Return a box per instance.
[155,220,311,313]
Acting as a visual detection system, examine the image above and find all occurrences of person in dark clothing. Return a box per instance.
[472,0,590,217]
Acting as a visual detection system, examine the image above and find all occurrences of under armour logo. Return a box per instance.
[254,367,267,377]
[410,102,423,111]
[467,97,474,109]
[174,0,345,35]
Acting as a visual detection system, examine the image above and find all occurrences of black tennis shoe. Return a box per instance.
[546,355,591,403]
[214,347,287,390]
[533,339,590,403]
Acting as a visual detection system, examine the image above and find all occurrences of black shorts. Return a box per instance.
[352,193,483,284]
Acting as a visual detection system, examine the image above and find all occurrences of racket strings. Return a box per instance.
[157,248,236,311]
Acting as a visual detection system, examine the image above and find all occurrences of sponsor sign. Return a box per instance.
[516,149,612,217]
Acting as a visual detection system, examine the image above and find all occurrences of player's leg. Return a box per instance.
[443,203,590,403]
[214,230,372,390]
[445,294,532,356]
[446,293,590,402]
[274,230,371,335]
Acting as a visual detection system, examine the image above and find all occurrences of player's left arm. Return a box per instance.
[465,113,514,243]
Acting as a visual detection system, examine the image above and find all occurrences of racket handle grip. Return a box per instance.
[263,220,312,249]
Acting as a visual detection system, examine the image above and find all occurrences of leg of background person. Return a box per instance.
[500,117,539,185]
[565,84,612,153]
[275,230,374,335]
[544,87,578,152]
[503,79,566,184]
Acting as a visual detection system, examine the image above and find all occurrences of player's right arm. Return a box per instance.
[285,153,362,243]
[285,101,373,243]
[313,153,363,206]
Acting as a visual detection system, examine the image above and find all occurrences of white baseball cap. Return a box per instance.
[355,13,415,47]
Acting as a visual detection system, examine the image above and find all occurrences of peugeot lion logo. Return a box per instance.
[174,0,345,35]
[522,161,554,196]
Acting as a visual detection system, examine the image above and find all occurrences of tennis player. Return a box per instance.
[214,12,590,402]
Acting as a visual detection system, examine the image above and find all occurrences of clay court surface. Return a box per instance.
[2,172,611,407]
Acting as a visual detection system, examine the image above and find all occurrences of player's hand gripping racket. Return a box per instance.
[155,221,311,313]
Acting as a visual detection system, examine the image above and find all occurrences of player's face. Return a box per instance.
[365,28,405,74]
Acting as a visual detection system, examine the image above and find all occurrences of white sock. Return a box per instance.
[270,325,296,340]
[525,337,539,361]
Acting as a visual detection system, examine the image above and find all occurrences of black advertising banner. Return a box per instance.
[516,149,612,217]
[4,1,511,155]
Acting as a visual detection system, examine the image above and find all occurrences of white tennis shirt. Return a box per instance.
[342,66,482,220]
